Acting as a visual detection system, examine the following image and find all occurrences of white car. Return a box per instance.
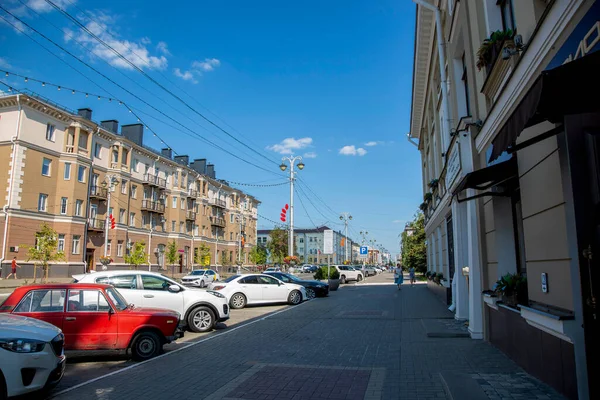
[330,265,364,284]
[207,274,306,309]
[72,270,229,333]
[180,269,220,288]
[0,314,65,398]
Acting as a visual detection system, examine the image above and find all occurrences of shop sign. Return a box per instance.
[445,143,461,189]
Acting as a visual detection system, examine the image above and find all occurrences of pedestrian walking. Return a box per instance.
[6,257,20,279]
[394,264,403,290]
[409,266,416,286]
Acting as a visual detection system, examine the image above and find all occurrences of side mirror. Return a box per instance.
[168,284,181,292]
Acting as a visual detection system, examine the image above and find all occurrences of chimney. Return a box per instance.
[190,158,207,175]
[174,155,189,166]
[206,163,215,179]
[77,108,92,120]
[101,120,119,133]
[121,123,143,146]
[161,148,172,159]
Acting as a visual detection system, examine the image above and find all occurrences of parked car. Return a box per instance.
[362,266,378,277]
[264,267,281,273]
[207,274,306,309]
[264,272,329,299]
[0,284,184,361]
[73,271,229,333]
[330,265,363,284]
[180,269,220,288]
[301,264,319,273]
[0,314,65,399]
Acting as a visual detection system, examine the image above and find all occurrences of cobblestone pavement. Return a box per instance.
[49,275,565,400]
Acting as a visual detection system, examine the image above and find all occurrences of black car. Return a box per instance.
[264,272,329,299]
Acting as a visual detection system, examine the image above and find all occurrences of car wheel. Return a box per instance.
[288,290,302,305]
[340,275,346,284]
[357,274,363,282]
[230,293,247,309]
[131,331,162,361]
[199,280,206,288]
[188,306,215,332]
[305,288,316,299]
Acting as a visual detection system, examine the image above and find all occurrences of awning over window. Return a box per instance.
[489,50,600,162]
[453,156,518,198]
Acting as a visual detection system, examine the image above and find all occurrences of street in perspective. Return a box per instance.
[0,0,598,399]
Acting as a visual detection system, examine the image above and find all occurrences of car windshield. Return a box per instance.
[190,270,206,276]
[224,275,240,283]
[284,274,302,282]
[106,288,129,311]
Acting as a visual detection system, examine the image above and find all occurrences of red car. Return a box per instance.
[0,283,184,361]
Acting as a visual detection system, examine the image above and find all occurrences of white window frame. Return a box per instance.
[119,208,126,223]
[75,200,83,217]
[130,212,135,227]
[78,165,86,183]
[72,235,81,255]
[64,162,71,180]
[42,158,51,177]
[60,197,68,215]
[94,143,102,159]
[121,180,127,195]
[107,239,112,256]
[117,241,123,257]
[57,234,65,252]
[172,196,178,209]
[131,185,137,199]
[38,194,48,212]
[45,123,55,142]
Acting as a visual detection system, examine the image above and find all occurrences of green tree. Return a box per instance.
[124,241,147,270]
[266,226,288,264]
[194,243,211,267]
[401,212,427,273]
[24,223,65,283]
[221,251,230,266]
[249,245,267,265]
[165,240,179,277]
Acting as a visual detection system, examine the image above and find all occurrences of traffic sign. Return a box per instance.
[360,246,368,255]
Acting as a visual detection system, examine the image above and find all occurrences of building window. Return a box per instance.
[132,158,139,172]
[299,237,304,243]
[107,239,112,256]
[42,158,51,176]
[499,0,515,31]
[94,143,102,158]
[38,194,48,212]
[121,148,129,165]
[117,240,124,257]
[60,197,68,215]
[75,200,83,216]
[130,212,135,227]
[181,200,185,210]
[461,54,471,116]
[230,232,233,240]
[57,234,65,252]
[45,123,55,141]
[112,149,119,164]
[230,214,234,223]
[174,172,179,186]
[172,196,177,209]
[142,214,149,226]
[72,235,81,254]
[172,220,176,232]
[180,221,184,233]
[131,185,137,199]
[78,131,89,150]
[119,208,126,223]
[78,165,86,182]
[63,162,71,180]
[121,180,127,195]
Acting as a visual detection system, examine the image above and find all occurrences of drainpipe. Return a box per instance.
[413,0,453,151]
[406,132,419,148]
[1,94,22,278]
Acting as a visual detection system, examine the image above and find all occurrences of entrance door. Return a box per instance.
[446,214,455,281]
[563,113,600,399]
[86,249,94,273]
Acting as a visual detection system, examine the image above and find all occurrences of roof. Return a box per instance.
[11,283,112,292]
[409,3,436,139]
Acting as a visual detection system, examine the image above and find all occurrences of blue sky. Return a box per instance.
[0,0,420,258]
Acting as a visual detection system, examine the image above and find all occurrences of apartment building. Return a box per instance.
[0,94,259,278]
[257,226,354,265]
[410,1,599,398]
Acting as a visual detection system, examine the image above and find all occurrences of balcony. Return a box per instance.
[87,218,104,232]
[186,211,197,221]
[210,216,226,227]
[89,185,108,200]
[187,189,199,198]
[211,198,227,208]
[141,199,165,214]
[143,173,167,189]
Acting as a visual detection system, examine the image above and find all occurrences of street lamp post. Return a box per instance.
[279,156,304,258]
[339,213,352,263]
[101,175,119,258]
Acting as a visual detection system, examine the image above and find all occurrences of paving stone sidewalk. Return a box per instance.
[49,276,565,400]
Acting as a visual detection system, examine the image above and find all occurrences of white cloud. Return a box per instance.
[339,145,367,156]
[267,137,313,155]
[156,41,170,55]
[63,11,168,71]
[192,58,221,71]
[173,68,197,84]
[392,220,404,224]
[364,141,380,146]
[26,0,74,13]
[0,57,12,68]
[303,152,317,158]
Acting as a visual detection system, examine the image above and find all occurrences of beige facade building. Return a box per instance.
[0,94,259,277]
[410,0,599,399]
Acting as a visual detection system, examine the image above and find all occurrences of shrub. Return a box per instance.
[313,266,340,280]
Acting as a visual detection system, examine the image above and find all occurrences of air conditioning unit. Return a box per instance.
[9,246,19,252]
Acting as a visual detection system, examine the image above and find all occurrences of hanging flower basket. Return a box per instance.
[428,179,439,190]
[283,256,299,266]
[99,256,113,266]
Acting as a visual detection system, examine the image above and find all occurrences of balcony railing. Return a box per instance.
[143,173,167,189]
[210,216,226,227]
[211,198,227,208]
[141,199,165,213]
[187,189,199,198]
[87,218,104,231]
[186,211,197,221]
[89,185,108,199]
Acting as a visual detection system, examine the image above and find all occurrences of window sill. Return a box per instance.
[519,304,575,343]
[483,293,500,310]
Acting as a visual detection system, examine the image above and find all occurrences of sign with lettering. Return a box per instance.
[445,143,461,189]
[547,0,600,70]
[323,230,333,254]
